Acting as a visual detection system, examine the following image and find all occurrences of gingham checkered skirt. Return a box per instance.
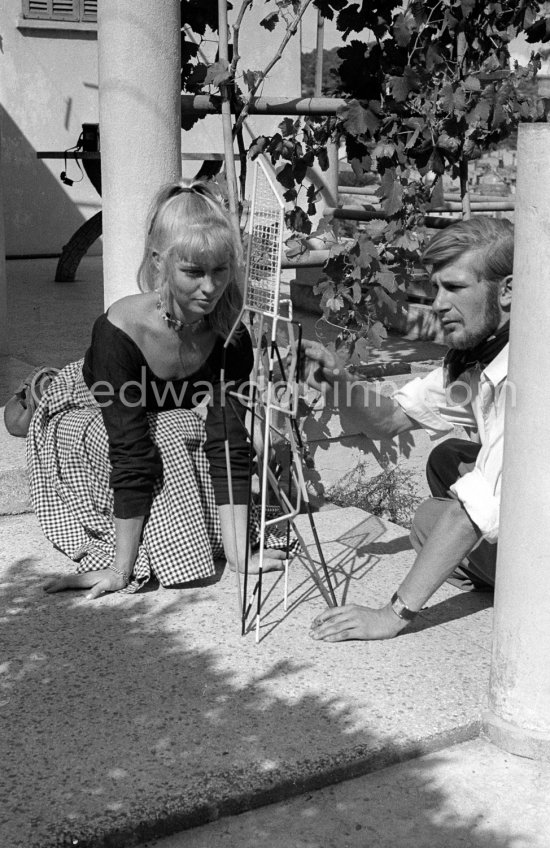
[27,359,288,591]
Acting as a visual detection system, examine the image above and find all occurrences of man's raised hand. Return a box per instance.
[299,340,346,391]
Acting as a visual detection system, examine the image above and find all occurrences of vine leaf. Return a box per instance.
[349,337,369,365]
[276,163,295,190]
[261,11,279,31]
[248,136,269,159]
[463,75,481,92]
[339,100,380,137]
[393,12,413,48]
[243,69,263,91]
[366,322,387,347]
[204,60,231,87]
[377,270,398,293]
[378,172,403,215]
[460,0,475,19]
[390,75,410,103]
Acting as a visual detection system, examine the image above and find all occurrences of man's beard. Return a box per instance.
[450,285,501,350]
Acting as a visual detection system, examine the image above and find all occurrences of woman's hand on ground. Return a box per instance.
[229,548,287,574]
[43,568,128,599]
[309,603,408,642]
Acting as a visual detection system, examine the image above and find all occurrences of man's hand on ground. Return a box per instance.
[309,603,408,642]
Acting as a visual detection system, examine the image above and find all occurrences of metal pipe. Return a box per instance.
[431,202,515,212]
[181,94,347,116]
[338,185,379,195]
[314,11,324,96]
[281,249,330,268]
[323,206,387,221]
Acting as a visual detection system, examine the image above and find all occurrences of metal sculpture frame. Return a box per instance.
[223,157,337,641]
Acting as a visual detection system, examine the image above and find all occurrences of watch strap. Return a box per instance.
[390,591,418,621]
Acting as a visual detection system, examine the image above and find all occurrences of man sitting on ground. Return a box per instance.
[303,216,513,642]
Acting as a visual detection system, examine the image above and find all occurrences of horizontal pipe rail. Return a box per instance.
[430,201,515,212]
[37,151,238,162]
[324,206,456,229]
[444,193,514,203]
[323,206,388,221]
[181,94,347,116]
[339,186,515,205]
[281,250,331,268]
[338,185,379,195]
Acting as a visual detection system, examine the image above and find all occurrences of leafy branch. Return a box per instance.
[233,0,316,137]
[180,0,550,367]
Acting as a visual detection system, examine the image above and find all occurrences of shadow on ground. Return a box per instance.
[0,534,491,848]
[144,745,534,848]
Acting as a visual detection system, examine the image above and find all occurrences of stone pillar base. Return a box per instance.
[482,710,550,762]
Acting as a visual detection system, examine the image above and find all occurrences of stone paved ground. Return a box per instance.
[0,507,493,848]
[0,256,509,848]
[141,738,550,848]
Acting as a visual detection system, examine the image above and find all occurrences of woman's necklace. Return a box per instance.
[156,297,204,333]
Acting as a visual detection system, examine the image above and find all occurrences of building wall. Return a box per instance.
[1,1,100,255]
[1,1,301,256]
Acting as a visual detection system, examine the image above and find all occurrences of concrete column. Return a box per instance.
[97,0,181,308]
[483,123,550,760]
[0,123,8,355]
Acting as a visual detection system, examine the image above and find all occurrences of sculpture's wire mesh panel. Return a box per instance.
[245,159,285,316]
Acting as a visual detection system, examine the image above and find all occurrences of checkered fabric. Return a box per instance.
[27,360,290,592]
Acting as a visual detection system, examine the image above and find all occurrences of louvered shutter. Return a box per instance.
[23,0,53,19]
[51,0,79,21]
[81,0,97,22]
[22,0,97,22]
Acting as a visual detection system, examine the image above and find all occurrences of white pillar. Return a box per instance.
[97,0,181,308]
[0,124,8,356]
[483,123,550,760]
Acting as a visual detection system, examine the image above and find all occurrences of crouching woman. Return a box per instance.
[28,181,285,598]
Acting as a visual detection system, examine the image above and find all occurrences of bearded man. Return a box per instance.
[303,216,513,642]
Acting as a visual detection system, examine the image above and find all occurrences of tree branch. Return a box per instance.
[233,0,315,137]
[230,0,253,77]
[407,0,444,63]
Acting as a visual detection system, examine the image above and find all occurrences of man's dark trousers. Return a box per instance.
[410,438,496,590]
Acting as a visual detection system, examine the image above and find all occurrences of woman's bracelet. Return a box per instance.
[107,563,131,586]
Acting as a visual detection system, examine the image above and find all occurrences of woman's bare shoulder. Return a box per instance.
[106,293,157,332]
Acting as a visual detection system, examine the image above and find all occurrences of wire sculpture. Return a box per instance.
[223,156,338,642]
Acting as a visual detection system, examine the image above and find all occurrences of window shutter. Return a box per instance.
[23,0,53,18]
[51,0,79,20]
[81,0,97,22]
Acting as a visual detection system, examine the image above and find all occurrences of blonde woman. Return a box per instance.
[28,182,286,598]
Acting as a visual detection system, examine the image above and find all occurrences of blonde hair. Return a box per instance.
[138,181,243,338]
[422,216,514,283]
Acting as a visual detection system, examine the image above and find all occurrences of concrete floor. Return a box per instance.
[0,507,494,848]
[1,256,546,848]
[142,739,550,848]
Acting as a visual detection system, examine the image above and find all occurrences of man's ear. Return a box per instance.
[499,274,513,310]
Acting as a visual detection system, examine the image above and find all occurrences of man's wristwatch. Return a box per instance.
[390,591,418,621]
